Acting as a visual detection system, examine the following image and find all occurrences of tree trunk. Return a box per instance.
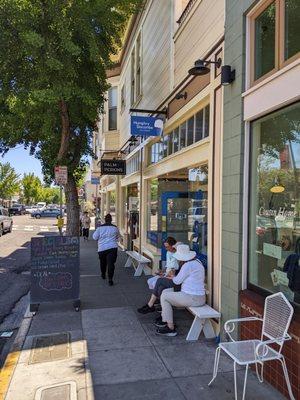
[57,100,81,236]
[64,173,80,236]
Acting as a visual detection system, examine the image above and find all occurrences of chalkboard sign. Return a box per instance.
[30,236,80,311]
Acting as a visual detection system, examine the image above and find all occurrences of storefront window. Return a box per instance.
[179,122,187,150]
[146,165,209,268]
[187,116,194,146]
[249,102,300,305]
[254,2,276,80]
[173,128,179,153]
[284,0,300,60]
[195,109,204,142]
[109,191,116,221]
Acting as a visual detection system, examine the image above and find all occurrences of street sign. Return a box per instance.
[131,116,163,137]
[101,160,126,175]
[54,166,68,185]
[91,177,100,185]
[30,236,80,311]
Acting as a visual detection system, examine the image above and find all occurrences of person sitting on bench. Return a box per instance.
[156,244,206,337]
[147,237,179,290]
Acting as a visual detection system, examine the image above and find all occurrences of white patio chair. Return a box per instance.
[208,292,295,400]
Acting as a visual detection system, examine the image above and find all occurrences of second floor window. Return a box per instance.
[131,49,135,105]
[136,33,142,99]
[108,87,117,131]
[250,0,300,85]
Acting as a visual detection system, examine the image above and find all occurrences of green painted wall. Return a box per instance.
[221,0,257,323]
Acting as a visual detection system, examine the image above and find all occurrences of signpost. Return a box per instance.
[54,166,67,233]
[30,236,80,312]
[101,160,126,175]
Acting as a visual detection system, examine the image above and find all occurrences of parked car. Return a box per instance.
[9,204,26,215]
[36,202,47,209]
[0,206,13,236]
[31,208,62,219]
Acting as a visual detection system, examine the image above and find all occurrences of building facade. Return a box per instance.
[222,0,300,397]
[94,0,225,311]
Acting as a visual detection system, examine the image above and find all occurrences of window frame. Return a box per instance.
[130,48,136,106]
[135,33,142,101]
[108,86,118,131]
[249,0,279,86]
[121,83,126,114]
[249,0,300,87]
[247,101,300,309]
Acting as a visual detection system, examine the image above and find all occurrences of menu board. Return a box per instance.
[30,236,80,306]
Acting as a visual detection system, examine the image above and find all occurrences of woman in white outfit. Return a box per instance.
[147,237,179,290]
[156,244,206,337]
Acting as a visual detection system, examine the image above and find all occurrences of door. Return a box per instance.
[161,191,207,266]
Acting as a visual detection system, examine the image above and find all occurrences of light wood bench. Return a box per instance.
[124,251,152,277]
[186,305,221,341]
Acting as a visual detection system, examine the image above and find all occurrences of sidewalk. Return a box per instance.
[3,239,285,400]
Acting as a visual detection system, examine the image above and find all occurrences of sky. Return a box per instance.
[1,146,44,182]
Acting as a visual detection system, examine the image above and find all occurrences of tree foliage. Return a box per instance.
[0,161,20,200]
[0,0,141,233]
[21,173,42,204]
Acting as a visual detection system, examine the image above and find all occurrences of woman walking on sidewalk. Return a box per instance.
[93,214,120,286]
[81,211,91,240]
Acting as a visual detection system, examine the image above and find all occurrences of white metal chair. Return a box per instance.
[208,292,295,400]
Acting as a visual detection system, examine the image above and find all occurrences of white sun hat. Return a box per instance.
[173,244,196,261]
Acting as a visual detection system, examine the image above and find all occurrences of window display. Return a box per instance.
[249,102,300,304]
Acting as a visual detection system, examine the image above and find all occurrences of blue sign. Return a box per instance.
[91,177,100,185]
[131,116,163,137]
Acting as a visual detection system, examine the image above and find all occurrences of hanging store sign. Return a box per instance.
[131,116,163,137]
[101,160,126,175]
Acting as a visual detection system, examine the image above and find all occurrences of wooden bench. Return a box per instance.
[186,305,221,341]
[124,251,152,277]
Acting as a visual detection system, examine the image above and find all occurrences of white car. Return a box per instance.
[0,206,13,236]
[27,205,40,214]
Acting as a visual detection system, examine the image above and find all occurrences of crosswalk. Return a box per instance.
[12,225,66,233]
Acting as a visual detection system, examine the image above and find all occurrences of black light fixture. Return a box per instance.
[175,91,187,100]
[221,65,236,85]
[188,58,222,76]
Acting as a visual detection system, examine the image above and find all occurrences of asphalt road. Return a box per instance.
[0,214,62,325]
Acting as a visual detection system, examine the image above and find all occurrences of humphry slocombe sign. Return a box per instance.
[101,159,126,175]
[30,236,80,310]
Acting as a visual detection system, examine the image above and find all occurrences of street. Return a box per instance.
[0,214,62,331]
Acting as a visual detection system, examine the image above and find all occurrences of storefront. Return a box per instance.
[146,165,208,267]
[248,102,300,305]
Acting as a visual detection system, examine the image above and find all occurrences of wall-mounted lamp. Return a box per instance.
[175,91,187,100]
[221,65,236,86]
[188,58,222,76]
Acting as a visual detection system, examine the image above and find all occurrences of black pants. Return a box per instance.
[152,277,175,298]
[98,248,118,280]
[82,228,89,238]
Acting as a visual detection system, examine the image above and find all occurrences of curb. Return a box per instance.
[0,306,34,400]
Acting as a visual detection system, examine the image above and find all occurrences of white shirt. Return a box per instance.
[165,251,179,272]
[172,259,205,296]
[92,224,120,252]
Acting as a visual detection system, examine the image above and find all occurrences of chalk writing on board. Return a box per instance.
[39,272,73,291]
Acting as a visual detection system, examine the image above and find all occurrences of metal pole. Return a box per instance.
[60,185,63,217]
[138,146,143,254]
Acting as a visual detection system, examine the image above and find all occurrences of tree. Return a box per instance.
[39,186,61,205]
[22,173,42,205]
[0,0,141,234]
[0,161,20,202]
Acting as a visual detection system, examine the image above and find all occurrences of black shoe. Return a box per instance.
[154,299,160,306]
[156,325,177,337]
[154,316,167,328]
[155,305,162,312]
[137,304,155,314]
[101,274,106,280]
[108,280,114,286]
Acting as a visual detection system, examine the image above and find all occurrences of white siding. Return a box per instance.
[174,0,225,86]
[119,0,173,146]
